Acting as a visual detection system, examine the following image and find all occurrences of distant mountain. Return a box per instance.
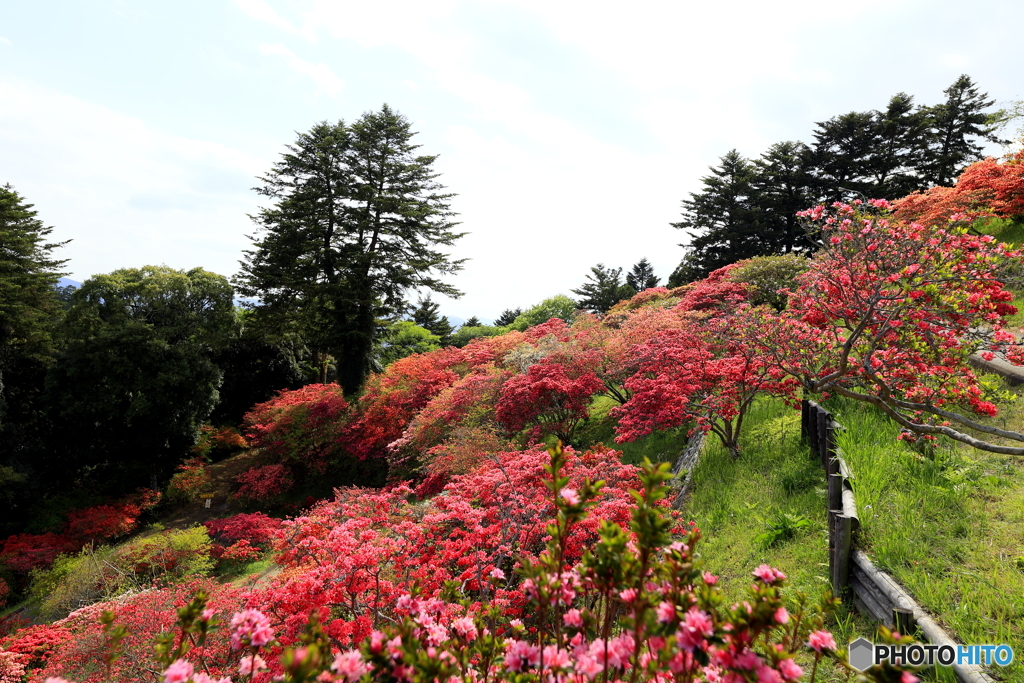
[58,277,81,288]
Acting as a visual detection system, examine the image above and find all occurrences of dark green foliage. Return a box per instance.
[0,185,67,523]
[671,150,765,280]
[235,106,464,394]
[728,254,809,311]
[494,308,522,327]
[210,322,306,426]
[625,257,659,292]
[462,316,482,327]
[378,320,441,366]
[410,295,454,344]
[752,141,817,252]
[571,263,633,314]
[922,74,1006,187]
[810,110,881,201]
[511,295,578,329]
[45,266,234,493]
[865,93,931,199]
[672,75,1005,278]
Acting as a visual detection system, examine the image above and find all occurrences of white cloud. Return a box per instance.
[258,42,343,98]
[0,37,12,46]
[0,78,266,281]
[234,0,316,42]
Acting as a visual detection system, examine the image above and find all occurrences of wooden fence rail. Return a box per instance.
[801,400,995,683]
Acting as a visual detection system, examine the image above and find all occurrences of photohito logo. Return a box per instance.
[848,638,1014,671]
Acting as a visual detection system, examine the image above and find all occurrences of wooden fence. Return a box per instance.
[801,400,995,683]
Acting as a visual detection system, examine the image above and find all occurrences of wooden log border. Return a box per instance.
[801,400,996,683]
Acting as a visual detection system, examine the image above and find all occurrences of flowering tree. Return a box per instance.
[496,356,605,444]
[771,199,1024,453]
[614,308,799,457]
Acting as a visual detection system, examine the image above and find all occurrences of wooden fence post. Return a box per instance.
[801,399,809,441]
[828,472,844,513]
[817,409,828,468]
[831,513,853,596]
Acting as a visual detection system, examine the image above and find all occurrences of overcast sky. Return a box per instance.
[2,0,1021,322]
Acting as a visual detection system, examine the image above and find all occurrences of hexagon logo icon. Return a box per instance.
[848,638,875,671]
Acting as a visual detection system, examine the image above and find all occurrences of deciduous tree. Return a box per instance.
[45,266,234,491]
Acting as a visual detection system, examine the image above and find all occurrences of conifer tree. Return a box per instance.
[625,258,660,292]
[923,74,1006,186]
[571,264,632,314]
[494,308,522,327]
[0,185,66,449]
[671,150,764,280]
[235,106,464,392]
[411,295,454,344]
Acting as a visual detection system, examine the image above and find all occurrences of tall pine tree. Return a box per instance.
[671,150,764,280]
[235,106,464,392]
[625,258,660,292]
[923,74,1006,186]
[571,264,632,314]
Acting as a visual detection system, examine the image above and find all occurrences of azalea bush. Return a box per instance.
[14,444,916,683]
[167,457,212,504]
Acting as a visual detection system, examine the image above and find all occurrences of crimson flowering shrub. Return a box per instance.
[419,426,512,485]
[168,456,212,504]
[338,349,464,462]
[193,425,249,460]
[257,443,645,648]
[243,384,351,476]
[614,308,800,457]
[496,354,605,444]
[204,513,282,548]
[392,368,510,454]
[17,446,915,683]
[893,145,1024,226]
[234,464,294,504]
[0,491,161,574]
[205,513,282,567]
[673,263,751,315]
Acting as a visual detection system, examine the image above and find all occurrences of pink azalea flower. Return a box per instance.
[619,587,638,603]
[901,672,920,683]
[808,630,837,652]
[774,607,789,624]
[778,658,802,681]
[563,608,584,628]
[163,659,194,683]
[703,571,719,585]
[735,650,760,670]
[452,616,478,641]
[331,650,369,683]
[229,609,275,650]
[504,639,540,672]
[677,607,714,652]
[560,487,580,505]
[756,664,783,683]
[752,564,786,583]
[489,567,505,580]
[238,654,267,675]
[656,601,676,623]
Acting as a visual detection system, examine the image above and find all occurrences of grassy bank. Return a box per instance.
[829,397,1024,682]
